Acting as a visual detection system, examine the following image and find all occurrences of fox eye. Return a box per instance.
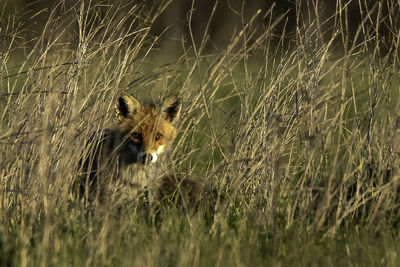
[155,133,163,141]
[131,132,142,139]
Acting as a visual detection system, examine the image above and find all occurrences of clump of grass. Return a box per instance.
[1,0,400,265]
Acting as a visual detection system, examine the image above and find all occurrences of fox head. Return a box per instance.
[115,94,181,165]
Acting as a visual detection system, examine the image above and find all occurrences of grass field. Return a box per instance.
[1,1,400,266]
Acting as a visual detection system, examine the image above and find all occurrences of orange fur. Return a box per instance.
[79,93,181,201]
[115,94,180,164]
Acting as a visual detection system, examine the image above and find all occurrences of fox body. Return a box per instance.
[80,93,181,201]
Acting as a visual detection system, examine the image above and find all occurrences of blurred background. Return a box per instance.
[2,0,398,59]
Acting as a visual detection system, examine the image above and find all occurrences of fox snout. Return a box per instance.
[137,152,158,165]
[127,142,158,164]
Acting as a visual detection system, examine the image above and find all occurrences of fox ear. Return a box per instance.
[161,95,181,123]
[116,94,140,121]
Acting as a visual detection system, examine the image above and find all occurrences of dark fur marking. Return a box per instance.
[118,97,129,117]
[164,100,180,122]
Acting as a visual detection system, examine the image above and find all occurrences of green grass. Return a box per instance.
[2,210,400,266]
[1,0,400,266]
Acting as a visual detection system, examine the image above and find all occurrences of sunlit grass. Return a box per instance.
[1,0,400,266]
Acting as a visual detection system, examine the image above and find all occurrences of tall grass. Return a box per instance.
[1,0,400,265]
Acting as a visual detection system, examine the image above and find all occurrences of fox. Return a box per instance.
[79,93,182,203]
[78,93,213,211]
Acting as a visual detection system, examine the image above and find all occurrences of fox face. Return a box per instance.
[115,94,181,165]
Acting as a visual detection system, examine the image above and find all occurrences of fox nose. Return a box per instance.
[139,153,153,164]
